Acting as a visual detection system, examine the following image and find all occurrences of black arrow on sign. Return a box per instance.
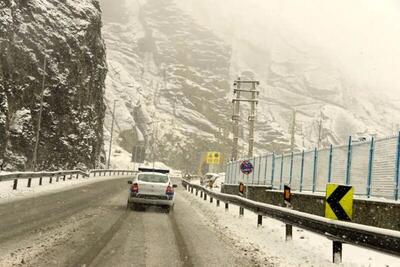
[327,185,352,221]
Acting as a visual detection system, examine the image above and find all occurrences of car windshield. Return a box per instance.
[137,173,168,183]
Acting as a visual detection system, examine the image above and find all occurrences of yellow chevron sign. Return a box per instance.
[325,184,354,221]
[206,151,220,165]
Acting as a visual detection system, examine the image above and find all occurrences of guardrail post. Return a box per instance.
[13,179,18,190]
[271,152,275,186]
[279,154,284,190]
[76,173,79,179]
[328,144,333,183]
[109,170,112,176]
[39,176,43,185]
[332,241,342,263]
[367,137,375,198]
[27,178,31,188]
[300,150,305,192]
[200,191,203,198]
[204,193,207,201]
[395,133,400,200]
[63,175,66,181]
[289,152,294,184]
[216,199,220,207]
[239,206,244,216]
[225,202,229,210]
[191,187,193,193]
[49,175,53,184]
[312,148,318,192]
[69,174,72,180]
[285,224,293,241]
[345,136,352,185]
[94,172,96,177]
[56,175,59,182]
[257,215,262,227]
[210,196,213,203]
[195,189,198,196]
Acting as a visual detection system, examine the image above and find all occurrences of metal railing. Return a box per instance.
[226,134,400,200]
[182,179,400,263]
[0,169,136,190]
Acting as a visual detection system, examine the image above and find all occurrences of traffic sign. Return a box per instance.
[239,182,245,195]
[240,160,253,175]
[325,184,354,221]
[206,151,220,165]
[284,185,291,203]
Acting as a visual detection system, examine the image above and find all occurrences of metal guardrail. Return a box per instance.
[0,169,137,190]
[89,169,136,177]
[182,179,400,263]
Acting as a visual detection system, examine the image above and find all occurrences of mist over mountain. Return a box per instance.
[99,0,400,173]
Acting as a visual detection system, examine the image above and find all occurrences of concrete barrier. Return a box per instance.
[221,184,400,231]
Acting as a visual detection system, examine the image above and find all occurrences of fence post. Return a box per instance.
[271,152,275,186]
[257,156,262,184]
[367,137,375,198]
[49,175,53,184]
[27,178,32,188]
[279,154,284,190]
[328,144,333,183]
[300,150,305,192]
[289,152,294,184]
[63,175,66,181]
[251,157,255,185]
[345,136,352,185]
[264,155,268,185]
[312,148,318,193]
[395,133,400,200]
[39,176,43,185]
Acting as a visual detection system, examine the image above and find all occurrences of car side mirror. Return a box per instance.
[173,184,178,188]
[127,180,132,184]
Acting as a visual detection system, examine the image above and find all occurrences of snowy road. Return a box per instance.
[0,178,255,266]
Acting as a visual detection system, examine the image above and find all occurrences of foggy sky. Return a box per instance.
[175,0,400,98]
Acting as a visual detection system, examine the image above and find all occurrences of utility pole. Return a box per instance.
[107,100,117,169]
[317,118,323,148]
[231,78,260,159]
[32,50,51,171]
[231,79,241,161]
[248,81,258,157]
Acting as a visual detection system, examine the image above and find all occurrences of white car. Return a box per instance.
[127,168,177,212]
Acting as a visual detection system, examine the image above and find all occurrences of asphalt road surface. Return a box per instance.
[0,178,255,267]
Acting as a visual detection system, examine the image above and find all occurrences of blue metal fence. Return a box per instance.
[225,134,400,200]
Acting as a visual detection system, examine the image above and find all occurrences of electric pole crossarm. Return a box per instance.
[234,89,260,94]
[234,80,260,85]
[232,99,259,103]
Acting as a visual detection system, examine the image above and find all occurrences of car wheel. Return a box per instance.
[164,206,171,213]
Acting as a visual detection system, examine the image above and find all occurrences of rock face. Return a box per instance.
[0,0,107,170]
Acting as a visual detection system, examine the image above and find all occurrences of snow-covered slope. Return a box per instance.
[100,0,231,172]
[100,0,400,172]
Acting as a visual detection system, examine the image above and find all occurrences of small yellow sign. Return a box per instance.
[325,184,354,221]
[206,151,220,165]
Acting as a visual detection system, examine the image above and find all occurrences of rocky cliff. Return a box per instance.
[0,0,107,170]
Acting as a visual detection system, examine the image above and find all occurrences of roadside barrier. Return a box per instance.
[0,169,136,190]
[182,179,400,263]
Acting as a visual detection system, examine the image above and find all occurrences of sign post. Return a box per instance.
[325,183,354,263]
[283,184,292,240]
